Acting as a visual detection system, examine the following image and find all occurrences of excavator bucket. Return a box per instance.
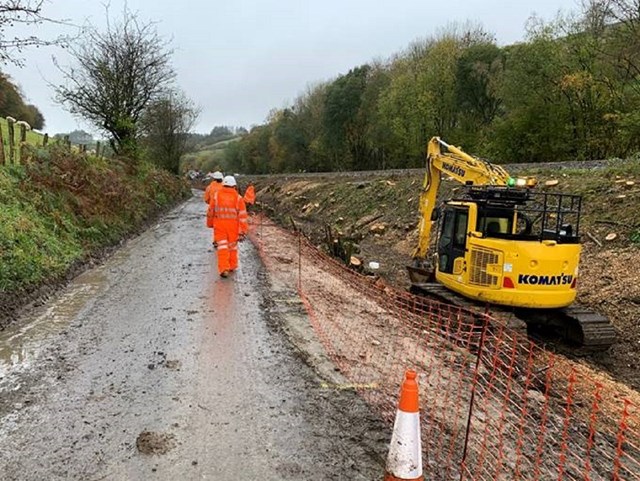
[407,263,435,285]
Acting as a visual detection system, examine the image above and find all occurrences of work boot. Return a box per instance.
[220,270,230,278]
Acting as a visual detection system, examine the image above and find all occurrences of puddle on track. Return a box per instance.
[0,268,108,382]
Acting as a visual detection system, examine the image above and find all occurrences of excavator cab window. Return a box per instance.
[438,206,469,274]
[477,208,514,238]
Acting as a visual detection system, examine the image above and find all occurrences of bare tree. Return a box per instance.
[0,0,68,65]
[55,10,175,157]
[140,90,199,174]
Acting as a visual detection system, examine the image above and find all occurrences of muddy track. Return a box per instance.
[0,197,388,480]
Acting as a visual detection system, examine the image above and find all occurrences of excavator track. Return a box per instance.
[557,305,617,349]
[410,282,616,351]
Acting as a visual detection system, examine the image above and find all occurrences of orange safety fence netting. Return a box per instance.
[248,214,639,481]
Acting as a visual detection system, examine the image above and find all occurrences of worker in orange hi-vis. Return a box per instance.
[243,184,256,205]
[204,171,224,246]
[210,175,248,278]
[204,171,224,204]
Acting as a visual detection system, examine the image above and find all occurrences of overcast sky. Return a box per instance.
[5,0,581,135]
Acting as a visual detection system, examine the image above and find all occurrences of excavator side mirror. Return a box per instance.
[431,207,440,221]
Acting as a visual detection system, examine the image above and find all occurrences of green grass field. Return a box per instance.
[182,136,241,173]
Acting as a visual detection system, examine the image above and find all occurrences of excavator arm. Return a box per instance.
[413,137,529,259]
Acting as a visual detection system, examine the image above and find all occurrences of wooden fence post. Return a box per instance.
[7,120,15,164]
[96,141,101,158]
[0,123,5,166]
[43,133,49,147]
[19,124,27,164]
[64,135,70,150]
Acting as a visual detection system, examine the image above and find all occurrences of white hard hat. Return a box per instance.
[212,171,224,180]
[222,175,237,187]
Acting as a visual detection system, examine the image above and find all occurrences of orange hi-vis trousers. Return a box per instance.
[213,221,239,274]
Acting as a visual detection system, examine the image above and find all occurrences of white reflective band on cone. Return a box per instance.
[386,410,423,478]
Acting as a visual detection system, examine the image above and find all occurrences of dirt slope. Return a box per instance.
[242,160,640,391]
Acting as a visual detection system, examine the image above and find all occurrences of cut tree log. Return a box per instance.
[350,256,362,267]
[369,223,387,234]
[605,233,618,242]
[355,213,383,229]
[545,179,559,186]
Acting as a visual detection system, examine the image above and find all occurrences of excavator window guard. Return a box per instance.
[457,187,582,244]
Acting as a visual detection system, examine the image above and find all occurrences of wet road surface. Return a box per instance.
[0,196,387,480]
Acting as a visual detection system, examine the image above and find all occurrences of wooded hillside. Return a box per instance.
[0,73,44,130]
[226,3,640,173]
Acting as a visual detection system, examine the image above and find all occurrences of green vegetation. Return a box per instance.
[180,126,246,173]
[0,147,190,292]
[227,4,640,173]
[182,136,241,173]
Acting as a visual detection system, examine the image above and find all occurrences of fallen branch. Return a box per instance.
[586,231,603,247]
[289,215,299,232]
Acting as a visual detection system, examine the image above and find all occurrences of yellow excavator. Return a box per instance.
[407,137,616,349]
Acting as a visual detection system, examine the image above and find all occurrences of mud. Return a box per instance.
[0,196,388,480]
[136,431,176,455]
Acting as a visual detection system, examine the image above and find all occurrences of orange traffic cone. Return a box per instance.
[384,369,424,481]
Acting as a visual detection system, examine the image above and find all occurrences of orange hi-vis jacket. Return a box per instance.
[210,187,248,274]
[204,180,223,204]
[210,187,248,235]
[243,184,256,205]
[205,181,224,228]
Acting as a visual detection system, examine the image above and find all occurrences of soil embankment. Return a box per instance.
[242,160,640,390]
